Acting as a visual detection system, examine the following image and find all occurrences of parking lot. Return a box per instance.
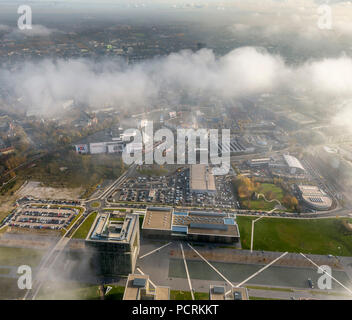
[108,167,236,209]
[8,205,78,231]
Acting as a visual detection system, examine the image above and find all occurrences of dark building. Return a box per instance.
[86,213,140,276]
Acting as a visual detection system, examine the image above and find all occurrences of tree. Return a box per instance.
[282,195,299,210]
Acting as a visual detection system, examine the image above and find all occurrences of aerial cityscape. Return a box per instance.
[0,0,352,305]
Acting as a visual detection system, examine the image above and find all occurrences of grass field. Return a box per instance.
[90,202,101,208]
[0,268,10,274]
[72,212,97,239]
[237,216,352,256]
[170,290,193,300]
[249,296,283,300]
[194,292,209,300]
[0,246,46,267]
[38,282,101,300]
[170,290,209,300]
[238,183,285,211]
[139,215,144,229]
[19,152,124,191]
[0,277,27,299]
[137,165,168,177]
[37,281,125,300]
[104,286,125,300]
[59,207,84,236]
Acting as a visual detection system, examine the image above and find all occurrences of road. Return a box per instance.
[22,164,137,300]
[8,152,350,300]
[23,206,86,300]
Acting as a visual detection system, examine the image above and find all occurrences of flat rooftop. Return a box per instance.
[173,213,239,237]
[142,207,173,231]
[190,164,216,192]
[123,274,149,300]
[298,185,332,209]
[210,285,248,300]
[155,287,170,300]
[283,155,305,171]
[123,274,170,300]
[209,285,225,300]
[174,210,239,238]
[143,208,240,239]
[86,213,137,243]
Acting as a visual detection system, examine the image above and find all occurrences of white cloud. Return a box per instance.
[7,24,60,38]
[2,46,352,119]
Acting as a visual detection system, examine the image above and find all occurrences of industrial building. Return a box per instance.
[268,154,306,176]
[142,207,240,243]
[85,213,140,276]
[283,155,305,174]
[247,155,305,176]
[73,127,127,154]
[247,158,271,167]
[297,185,332,211]
[210,137,254,158]
[123,274,170,300]
[190,164,216,195]
[209,285,248,300]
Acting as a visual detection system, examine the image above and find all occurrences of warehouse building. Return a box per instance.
[85,213,140,276]
[142,207,240,243]
[247,158,271,168]
[269,154,306,176]
[73,127,126,154]
[283,155,305,174]
[190,164,216,195]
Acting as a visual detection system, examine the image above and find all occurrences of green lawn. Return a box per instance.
[170,290,193,300]
[249,296,284,300]
[0,268,10,274]
[104,208,127,212]
[170,290,209,300]
[139,215,144,229]
[0,246,45,267]
[0,277,27,299]
[37,282,101,300]
[90,202,101,208]
[37,282,125,300]
[237,216,352,256]
[239,183,285,211]
[194,292,209,300]
[59,207,84,236]
[137,166,168,177]
[104,286,125,300]
[72,212,97,239]
[110,217,124,222]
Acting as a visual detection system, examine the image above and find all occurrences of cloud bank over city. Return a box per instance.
[1,0,352,123]
[1,46,352,118]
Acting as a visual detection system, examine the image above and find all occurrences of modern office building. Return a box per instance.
[85,213,140,276]
[142,207,240,243]
[297,185,333,211]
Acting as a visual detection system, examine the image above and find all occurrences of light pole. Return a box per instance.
[250,216,264,253]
